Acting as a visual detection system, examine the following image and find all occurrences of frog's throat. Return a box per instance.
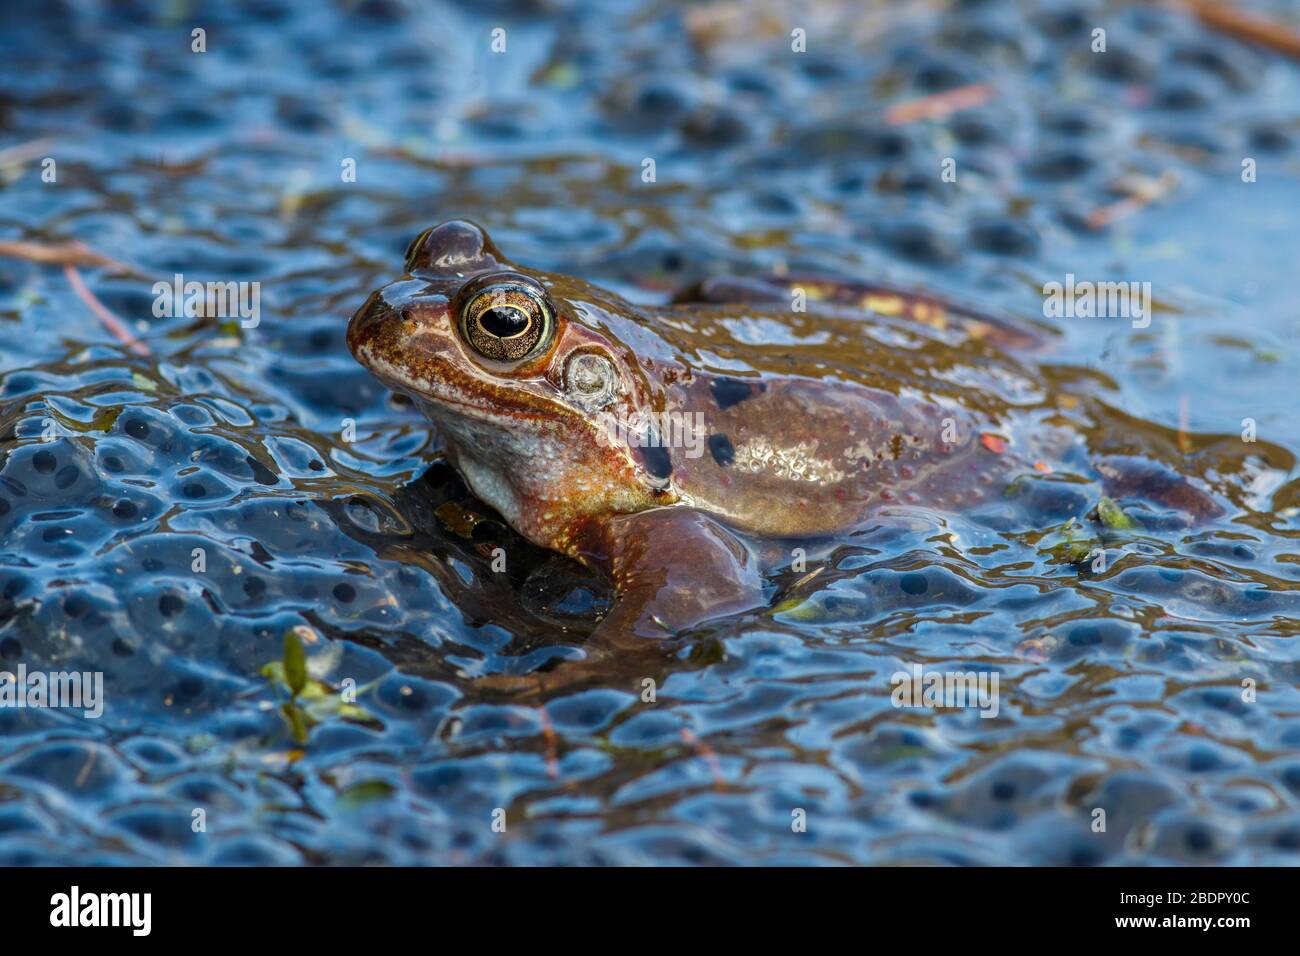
[417,399,675,550]
[448,442,677,555]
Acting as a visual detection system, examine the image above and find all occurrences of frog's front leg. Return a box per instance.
[474,508,765,701]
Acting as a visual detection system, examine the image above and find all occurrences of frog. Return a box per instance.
[347,220,1221,699]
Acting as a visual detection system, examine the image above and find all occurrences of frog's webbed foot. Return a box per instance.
[471,650,667,704]
[471,659,611,703]
[671,273,1049,352]
[470,508,765,703]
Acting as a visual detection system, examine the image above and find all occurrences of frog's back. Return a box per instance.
[660,371,1012,536]
[632,291,1044,537]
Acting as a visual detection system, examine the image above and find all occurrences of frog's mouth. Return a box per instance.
[356,340,558,428]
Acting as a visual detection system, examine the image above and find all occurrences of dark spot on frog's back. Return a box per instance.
[637,442,674,482]
[710,377,765,410]
[708,433,735,467]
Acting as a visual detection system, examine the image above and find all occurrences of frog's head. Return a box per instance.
[347,220,679,553]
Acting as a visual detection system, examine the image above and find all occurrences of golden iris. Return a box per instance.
[459,277,553,362]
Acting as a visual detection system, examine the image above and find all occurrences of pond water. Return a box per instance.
[2,0,1300,864]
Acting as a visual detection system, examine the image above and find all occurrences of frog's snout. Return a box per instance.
[346,290,395,361]
[346,290,432,371]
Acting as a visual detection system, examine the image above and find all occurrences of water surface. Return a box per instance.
[2,0,1300,865]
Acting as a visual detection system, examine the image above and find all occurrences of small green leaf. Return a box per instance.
[1036,516,1098,566]
[338,779,396,809]
[335,702,381,726]
[538,61,579,90]
[1061,539,1097,564]
[283,629,307,697]
[185,732,218,754]
[878,744,933,763]
[687,637,726,666]
[773,596,826,621]
[259,660,285,686]
[1096,496,1135,530]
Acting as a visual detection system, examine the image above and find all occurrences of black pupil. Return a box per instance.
[480,306,530,338]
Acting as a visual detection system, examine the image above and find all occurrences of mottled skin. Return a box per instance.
[347,221,1208,698]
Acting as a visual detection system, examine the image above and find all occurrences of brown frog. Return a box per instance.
[347,220,1217,697]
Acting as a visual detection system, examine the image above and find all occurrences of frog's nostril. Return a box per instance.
[346,292,393,355]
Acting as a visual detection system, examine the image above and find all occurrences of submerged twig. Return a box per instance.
[680,728,727,793]
[0,137,57,169]
[537,706,560,781]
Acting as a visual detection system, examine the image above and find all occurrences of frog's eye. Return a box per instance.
[457,276,554,363]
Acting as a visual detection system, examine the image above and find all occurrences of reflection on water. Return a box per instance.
[1,0,1300,864]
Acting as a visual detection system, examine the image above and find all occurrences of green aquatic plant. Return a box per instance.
[1096,495,1137,530]
[336,779,398,809]
[261,628,382,745]
[1037,516,1098,567]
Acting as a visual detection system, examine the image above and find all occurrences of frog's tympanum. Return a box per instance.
[348,221,1220,698]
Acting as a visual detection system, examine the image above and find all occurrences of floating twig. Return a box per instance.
[1179,0,1300,61]
[0,137,57,169]
[885,83,994,125]
[63,264,150,357]
[1085,171,1178,230]
[0,238,131,272]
